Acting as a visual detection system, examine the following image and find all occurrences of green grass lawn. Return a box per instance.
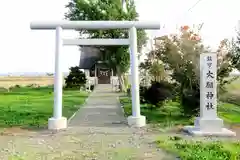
[225,77,240,90]
[119,96,193,129]
[0,86,88,128]
[219,102,240,124]
[220,77,240,105]
[156,135,240,160]
[119,96,240,129]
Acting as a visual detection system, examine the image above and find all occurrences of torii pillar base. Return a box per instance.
[127,115,146,128]
[48,117,67,130]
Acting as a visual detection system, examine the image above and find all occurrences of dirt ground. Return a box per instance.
[1,125,240,160]
[0,126,175,160]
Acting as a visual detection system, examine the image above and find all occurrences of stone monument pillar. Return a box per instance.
[183,52,236,136]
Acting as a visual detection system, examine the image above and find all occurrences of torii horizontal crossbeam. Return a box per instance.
[30,21,160,30]
[63,39,129,46]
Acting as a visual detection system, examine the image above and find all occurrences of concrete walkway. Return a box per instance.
[65,84,173,159]
[69,84,127,128]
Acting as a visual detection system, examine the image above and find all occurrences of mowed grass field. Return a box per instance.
[0,76,88,129]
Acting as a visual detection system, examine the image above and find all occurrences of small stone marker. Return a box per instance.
[183,52,236,136]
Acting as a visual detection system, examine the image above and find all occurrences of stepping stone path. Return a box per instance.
[0,84,174,160]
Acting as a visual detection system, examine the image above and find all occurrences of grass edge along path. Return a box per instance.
[0,86,89,129]
[155,135,240,160]
[119,96,240,130]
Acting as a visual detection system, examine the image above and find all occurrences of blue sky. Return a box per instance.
[0,0,239,73]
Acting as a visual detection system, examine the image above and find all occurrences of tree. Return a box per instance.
[65,66,87,89]
[139,44,169,84]
[65,0,147,92]
[139,59,152,86]
[46,73,54,76]
[150,25,236,116]
[230,31,240,71]
[140,59,167,83]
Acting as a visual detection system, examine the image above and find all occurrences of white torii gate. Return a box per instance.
[30,21,160,130]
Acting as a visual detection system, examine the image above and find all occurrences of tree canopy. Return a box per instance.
[230,32,240,71]
[65,0,147,91]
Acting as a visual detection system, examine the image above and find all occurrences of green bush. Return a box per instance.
[126,85,147,104]
[26,84,40,88]
[144,81,174,109]
[90,84,94,91]
[140,86,148,104]
[180,85,200,117]
[127,85,131,96]
[86,84,95,91]
[65,66,87,89]
[14,84,21,88]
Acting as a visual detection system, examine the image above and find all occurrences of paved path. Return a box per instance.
[67,84,173,159]
[0,84,173,160]
[69,84,127,127]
